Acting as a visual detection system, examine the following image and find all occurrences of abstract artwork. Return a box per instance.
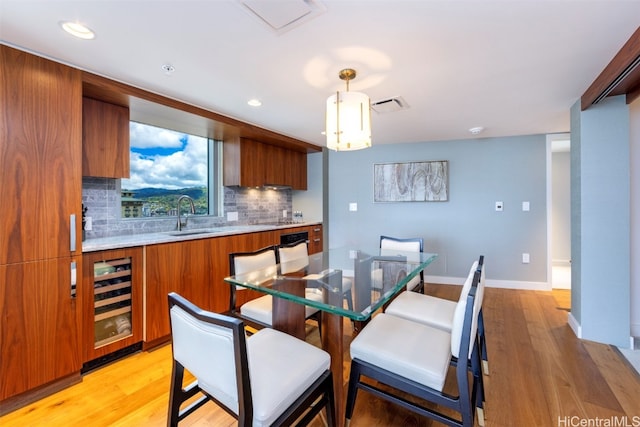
[374,161,449,202]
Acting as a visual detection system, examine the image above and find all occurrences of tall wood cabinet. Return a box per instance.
[0,46,83,410]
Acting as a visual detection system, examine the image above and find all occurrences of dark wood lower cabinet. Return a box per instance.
[144,238,211,345]
[143,225,322,347]
[0,257,82,412]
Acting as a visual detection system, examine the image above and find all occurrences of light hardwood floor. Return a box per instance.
[1,287,639,426]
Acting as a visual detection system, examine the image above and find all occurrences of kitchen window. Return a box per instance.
[120,121,222,218]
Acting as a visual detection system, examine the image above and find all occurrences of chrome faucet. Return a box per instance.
[176,195,195,231]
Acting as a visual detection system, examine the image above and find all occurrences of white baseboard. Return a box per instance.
[425,275,551,291]
[568,312,582,338]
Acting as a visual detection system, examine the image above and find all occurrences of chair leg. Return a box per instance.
[167,359,210,427]
[344,290,354,311]
[167,360,185,427]
[470,342,485,405]
[477,407,486,426]
[345,360,362,422]
[310,311,322,339]
[479,310,489,375]
[324,372,335,427]
[344,290,355,331]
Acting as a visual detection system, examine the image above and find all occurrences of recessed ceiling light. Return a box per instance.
[161,64,175,75]
[60,21,95,40]
[248,99,262,107]
[469,126,485,135]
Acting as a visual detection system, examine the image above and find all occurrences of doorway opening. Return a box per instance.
[547,134,571,290]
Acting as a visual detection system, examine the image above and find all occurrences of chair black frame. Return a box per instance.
[345,269,483,427]
[167,292,335,427]
[379,235,425,293]
[476,255,489,374]
[451,256,486,410]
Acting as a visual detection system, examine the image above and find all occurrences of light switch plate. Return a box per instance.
[522,253,530,263]
[349,202,358,212]
[495,201,503,212]
[522,201,530,211]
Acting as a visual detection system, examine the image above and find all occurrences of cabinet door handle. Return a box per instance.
[70,214,76,252]
[314,238,321,242]
[70,261,77,298]
[313,228,321,232]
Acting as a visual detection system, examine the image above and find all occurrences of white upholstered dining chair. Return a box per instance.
[345,268,485,427]
[167,292,335,426]
[279,239,354,313]
[384,256,489,374]
[378,235,425,293]
[228,243,323,334]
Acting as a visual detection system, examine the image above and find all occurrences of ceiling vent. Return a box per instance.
[237,0,326,35]
[371,96,410,114]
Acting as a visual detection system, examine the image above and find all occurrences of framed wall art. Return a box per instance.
[373,160,449,202]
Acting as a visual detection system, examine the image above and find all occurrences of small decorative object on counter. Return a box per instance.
[82,203,88,241]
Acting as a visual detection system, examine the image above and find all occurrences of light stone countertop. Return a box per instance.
[82,222,321,253]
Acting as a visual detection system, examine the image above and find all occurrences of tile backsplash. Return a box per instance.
[82,177,292,238]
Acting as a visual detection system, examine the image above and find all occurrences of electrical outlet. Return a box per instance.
[349,202,358,212]
[522,253,530,263]
[522,201,530,211]
[282,209,287,218]
[85,216,92,231]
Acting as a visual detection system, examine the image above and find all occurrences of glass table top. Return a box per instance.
[224,246,438,321]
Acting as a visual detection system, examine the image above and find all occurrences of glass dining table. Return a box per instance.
[224,246,438,426]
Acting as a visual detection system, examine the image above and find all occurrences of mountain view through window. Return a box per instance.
[120,122,212,218]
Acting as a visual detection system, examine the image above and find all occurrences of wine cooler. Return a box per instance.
[83,248,142,371]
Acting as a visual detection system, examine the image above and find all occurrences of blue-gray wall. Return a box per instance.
[293,152,323,223]
[326,135,548,286]
[632,98,640,338]
[571,95,630,347]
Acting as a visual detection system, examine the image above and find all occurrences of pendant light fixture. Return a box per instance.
[326,68,372,151]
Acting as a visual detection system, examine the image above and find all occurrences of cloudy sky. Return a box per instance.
[122,122,208,190]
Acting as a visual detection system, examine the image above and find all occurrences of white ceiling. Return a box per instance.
[1,0,639,149]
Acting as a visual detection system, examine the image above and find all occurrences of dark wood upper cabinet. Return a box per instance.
[223,137,307,190]
[82,97,130,178]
